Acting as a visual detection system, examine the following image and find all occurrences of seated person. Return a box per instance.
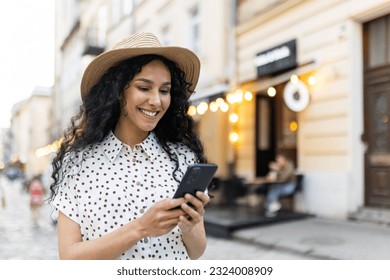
[263,153,296,215]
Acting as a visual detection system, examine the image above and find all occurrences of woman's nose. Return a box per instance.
[148,90,161,106]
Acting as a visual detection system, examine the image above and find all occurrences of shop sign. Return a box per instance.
[254,39,297,77]
[283,80,310,112]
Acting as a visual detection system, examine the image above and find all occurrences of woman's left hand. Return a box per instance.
[178,191,210,233]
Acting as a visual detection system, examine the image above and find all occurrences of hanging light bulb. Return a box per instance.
[216,97,225,107]
[187,105,197,116]
[220,102,229,112]
[229,113,239,123]
[197,101,208,115]
[234,89,243,103]
[226,92,235,104]
[290,74,299,84]
[244,90,253,101]
[267,87,276,97]
[229,131,239,143]
[290,121,298,131]
[209,101,218,112]
[308,75,316,86]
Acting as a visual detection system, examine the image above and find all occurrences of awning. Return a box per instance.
[189,83,229,103]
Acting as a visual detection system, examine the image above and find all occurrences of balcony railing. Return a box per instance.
[83,28,105,56]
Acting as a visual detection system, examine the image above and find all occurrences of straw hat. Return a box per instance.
[80,32,201,100]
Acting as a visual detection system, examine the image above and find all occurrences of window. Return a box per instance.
[97,6,107,47]
[111,0,133,27]
[366,15,390,68]
[161,25,172,46]
[111,0,121,26]
[123,0,133,16]
[189,5,201,54]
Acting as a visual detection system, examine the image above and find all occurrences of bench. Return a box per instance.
[280,173,304,210]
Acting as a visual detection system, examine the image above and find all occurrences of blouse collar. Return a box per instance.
[101,131,162,163]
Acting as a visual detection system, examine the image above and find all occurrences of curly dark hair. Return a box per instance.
[49,54,207,201]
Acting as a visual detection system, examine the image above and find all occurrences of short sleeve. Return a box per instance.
[51,176,80,224]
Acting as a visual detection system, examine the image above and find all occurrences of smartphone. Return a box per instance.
[173,163,218,199]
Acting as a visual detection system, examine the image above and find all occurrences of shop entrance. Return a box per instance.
[255,95,276,176]
[255,83,297,177]
[363,15,390,208]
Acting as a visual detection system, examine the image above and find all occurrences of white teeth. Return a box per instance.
[139,108,158,117]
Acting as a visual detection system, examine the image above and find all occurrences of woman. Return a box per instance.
[49,33,210,260]
[0,171,5,210]
[28,175,45,225]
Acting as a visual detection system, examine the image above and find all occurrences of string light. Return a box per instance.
[196,101,208,115]
[290,121,298,132]
[267,87,276,97]
[209,101,219,112]
[35,138,63,158]
[290,74,299,84]
[229,113,239,123]
[226,92,235,104]
[216,97,225,106]
[244,91,253,101]
[187,105,197,116]
[220,102,229,112]
[235,89,243,103]
[229,131,239,143]
[226,89,244,104]
[308,76,316,86]
[187,88,252,116]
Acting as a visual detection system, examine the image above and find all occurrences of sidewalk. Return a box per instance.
[0,176,58,260]
[231,216,390,260]
[2,175,390,260]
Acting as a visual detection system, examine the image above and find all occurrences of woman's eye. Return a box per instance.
[138,87,149,92]
[160,89,171,95]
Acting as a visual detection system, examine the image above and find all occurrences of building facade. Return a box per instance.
[230,0,390,218]
[10,87,52,179]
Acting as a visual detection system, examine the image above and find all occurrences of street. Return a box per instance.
[0,176,58,259]
[0,175,315,260]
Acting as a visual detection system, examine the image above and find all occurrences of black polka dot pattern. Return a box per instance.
[52,131,196,260]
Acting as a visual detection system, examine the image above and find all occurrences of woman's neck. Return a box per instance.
[113,123,149,148]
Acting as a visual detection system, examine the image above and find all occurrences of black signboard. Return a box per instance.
[254,39,297,77]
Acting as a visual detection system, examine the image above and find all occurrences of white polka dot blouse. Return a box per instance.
[52,131,198,259]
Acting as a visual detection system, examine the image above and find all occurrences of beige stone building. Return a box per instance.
[0,128,11,170]
[226,0,390,219]
[10,87,52,179]
[53,0,104,137]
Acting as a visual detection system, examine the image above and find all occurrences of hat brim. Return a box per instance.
[81,46,200,100]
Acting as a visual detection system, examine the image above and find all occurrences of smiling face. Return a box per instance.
[114,59,172,146]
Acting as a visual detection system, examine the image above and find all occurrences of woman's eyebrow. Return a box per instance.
[134,78,153,84]
[134,78,171,86]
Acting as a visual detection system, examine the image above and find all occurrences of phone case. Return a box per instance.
[173,163,218,198]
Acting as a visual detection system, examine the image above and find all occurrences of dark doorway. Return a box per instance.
[255,83,298,177]
[363,14,390,208]
[255,94,276,176]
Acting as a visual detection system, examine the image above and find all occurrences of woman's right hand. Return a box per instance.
[136,198,186,237]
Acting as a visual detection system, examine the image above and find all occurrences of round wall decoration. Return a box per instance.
[283,80,310,112]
